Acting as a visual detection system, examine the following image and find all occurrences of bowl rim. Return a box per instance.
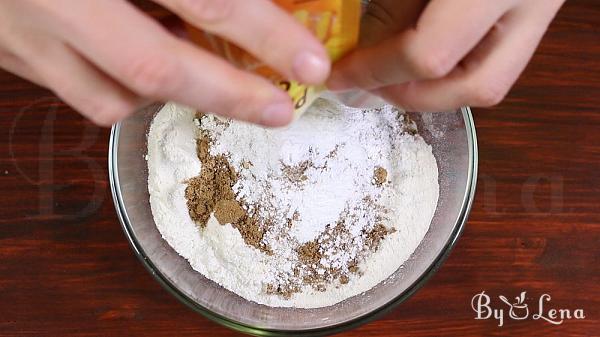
[108,106,478,336]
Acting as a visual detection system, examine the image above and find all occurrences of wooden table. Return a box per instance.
[0,1,598,336]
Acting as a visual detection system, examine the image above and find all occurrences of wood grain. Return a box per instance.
[0,0,598,336]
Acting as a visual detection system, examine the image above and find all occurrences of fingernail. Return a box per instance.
[261,100,293,127]
[293,51,330,84]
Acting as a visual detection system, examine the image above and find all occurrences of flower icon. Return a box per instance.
[499,291,529,320]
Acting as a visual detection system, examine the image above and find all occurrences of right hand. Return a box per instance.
[329,0,565,112]
[0,0,330,126]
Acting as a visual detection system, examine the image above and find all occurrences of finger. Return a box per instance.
[0,48,45,86]
[374,0,564,112]
[18,38,143,126]
[53,0,293,126]
[154,0,330,84]
[360,0,427,47]
[328,0,517,91]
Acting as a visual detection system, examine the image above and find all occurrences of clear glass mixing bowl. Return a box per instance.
[109,104,478,335]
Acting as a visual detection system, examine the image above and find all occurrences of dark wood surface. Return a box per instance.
[0,1,598,336]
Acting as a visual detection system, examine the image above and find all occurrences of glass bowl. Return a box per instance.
[109,104,478,335]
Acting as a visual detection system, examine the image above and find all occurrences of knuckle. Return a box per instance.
[125,54,178,97]
[469,81,509,107]
[411,52,454,79]
[48,76,137,126]
[401,37,455,79]
[89,101,134,126]
[90,115,118,127]
[176,0,233,25]
[89,110,119,127]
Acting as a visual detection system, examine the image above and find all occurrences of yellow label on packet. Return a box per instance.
[186,0,361,119]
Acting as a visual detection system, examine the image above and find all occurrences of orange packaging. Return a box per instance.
[186,0,361,118]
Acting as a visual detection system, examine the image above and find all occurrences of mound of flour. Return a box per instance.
[147,101,439,308]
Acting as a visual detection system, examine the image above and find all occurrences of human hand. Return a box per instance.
[0,0,330,126]
[328,0,566,111]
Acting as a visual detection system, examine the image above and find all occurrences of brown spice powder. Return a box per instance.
[297,241,322,265]
[184,134,235,227]
[265,283,300,300]
[214,199,245,224]
[281,160,310,186]
[373,166,388,186]
[282,218,395,293]
[185,124,269,253]
[365,223,396,250]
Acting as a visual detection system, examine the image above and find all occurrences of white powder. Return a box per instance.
[147,101,439,308]
[204,100,387,245]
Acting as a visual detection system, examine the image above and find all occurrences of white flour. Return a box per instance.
[147,101,439,308]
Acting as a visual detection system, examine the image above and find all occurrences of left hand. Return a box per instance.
[327,0,566,111]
